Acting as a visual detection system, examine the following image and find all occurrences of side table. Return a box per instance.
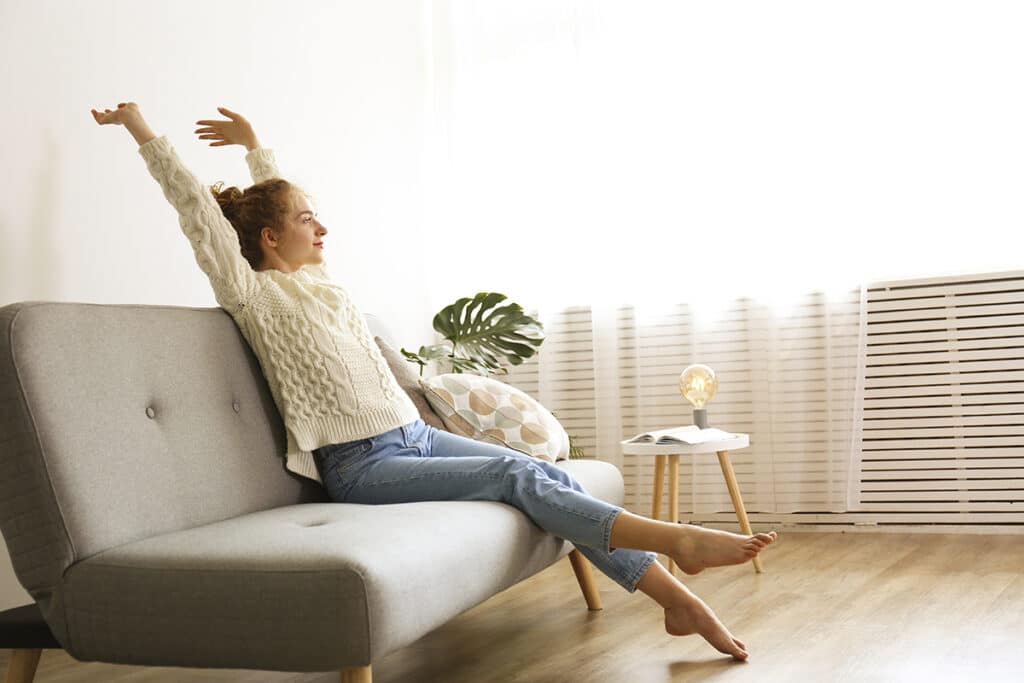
[620,433,763,574]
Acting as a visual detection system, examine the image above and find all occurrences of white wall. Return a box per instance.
[0,0,436,609]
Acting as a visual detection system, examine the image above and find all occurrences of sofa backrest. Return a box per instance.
[0,301,395,605]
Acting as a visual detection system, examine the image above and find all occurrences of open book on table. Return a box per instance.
[625,425,738,445]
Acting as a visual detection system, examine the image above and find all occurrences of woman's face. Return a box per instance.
[262,191,328,272]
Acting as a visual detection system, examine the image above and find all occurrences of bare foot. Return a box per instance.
[671,527,777,575]
[664,594,748,661]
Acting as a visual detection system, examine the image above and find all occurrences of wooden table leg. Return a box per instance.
[716,450,763,573]
[651,453,667,570]
[651,453,666,521]
[668,454,680,574]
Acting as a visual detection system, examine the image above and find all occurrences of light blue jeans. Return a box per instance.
[312,419,657,593]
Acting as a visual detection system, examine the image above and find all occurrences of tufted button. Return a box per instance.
[146,407,155,419]
[232,401,240,413]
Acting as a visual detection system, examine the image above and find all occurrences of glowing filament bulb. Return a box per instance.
[678,364,718,409]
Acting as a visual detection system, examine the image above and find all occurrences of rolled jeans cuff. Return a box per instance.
[601,507,623,553]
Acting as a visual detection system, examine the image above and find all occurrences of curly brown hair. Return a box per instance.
[209,178,302,270]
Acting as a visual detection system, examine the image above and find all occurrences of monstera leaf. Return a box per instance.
[401,292,545,376]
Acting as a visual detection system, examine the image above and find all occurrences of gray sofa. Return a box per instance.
[0,301,625,683]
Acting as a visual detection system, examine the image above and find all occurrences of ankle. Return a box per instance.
[608,509,680,556]
[635,559,701,609]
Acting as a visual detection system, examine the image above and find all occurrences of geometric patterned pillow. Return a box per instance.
[419,373,570,463]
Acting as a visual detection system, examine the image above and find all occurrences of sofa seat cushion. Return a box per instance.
[59,459,623,672]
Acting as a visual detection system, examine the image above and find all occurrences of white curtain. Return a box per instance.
[422,1,1024,513]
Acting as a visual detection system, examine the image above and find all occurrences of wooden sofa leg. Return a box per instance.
[5,648,42,683]
[568,549,603,611]
[340,664,372,683]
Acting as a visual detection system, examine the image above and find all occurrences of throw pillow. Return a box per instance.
[374,336,449,432]
[419,373,569,463]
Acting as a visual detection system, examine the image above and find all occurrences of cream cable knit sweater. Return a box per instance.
[139,136,420,484]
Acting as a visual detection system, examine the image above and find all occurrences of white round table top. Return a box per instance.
[619,433,749,455]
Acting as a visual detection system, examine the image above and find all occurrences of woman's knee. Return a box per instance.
[475,450,584,497]
[534,458,586,492]
[499,455,583,500]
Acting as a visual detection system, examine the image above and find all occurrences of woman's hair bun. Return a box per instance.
[209,177,295,271]
[210,181,244,216]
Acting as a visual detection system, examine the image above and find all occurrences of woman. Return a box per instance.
[91,101,776,661]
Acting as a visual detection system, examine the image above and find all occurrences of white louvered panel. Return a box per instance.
[866,389,1024,405]
[860,448,1022,460]
[870,360,1023,377]
[870,333,1024,353]
[858,501,1021,510]
[862,454,1024,470]
[856,270,1024,518]
[861,475,1024,490]
[860,402,1024,415]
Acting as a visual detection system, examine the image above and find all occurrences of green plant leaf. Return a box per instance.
[432,292,545,373]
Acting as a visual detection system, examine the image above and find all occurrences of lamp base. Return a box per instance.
[693,408,707,429]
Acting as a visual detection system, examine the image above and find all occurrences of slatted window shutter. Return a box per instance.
[854,271,1024,524]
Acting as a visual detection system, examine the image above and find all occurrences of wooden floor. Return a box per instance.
[5,532,1023,682]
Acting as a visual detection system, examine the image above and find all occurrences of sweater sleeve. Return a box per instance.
[245,147,281,184]
[139,136,258,314]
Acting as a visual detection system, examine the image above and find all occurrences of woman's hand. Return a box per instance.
[91,101,143,126]
[91,102,156,146]
[194,107,261,151]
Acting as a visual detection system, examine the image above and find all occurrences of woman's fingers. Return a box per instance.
[92,104,140,126]
[193,109,250,148]
[91,108,117,125]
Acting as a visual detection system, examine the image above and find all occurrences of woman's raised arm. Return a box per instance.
[91,101,258,313]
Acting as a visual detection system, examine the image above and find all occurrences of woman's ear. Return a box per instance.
[260,226,278,245]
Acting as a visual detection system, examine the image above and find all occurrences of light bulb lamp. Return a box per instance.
[678,364,718,429]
